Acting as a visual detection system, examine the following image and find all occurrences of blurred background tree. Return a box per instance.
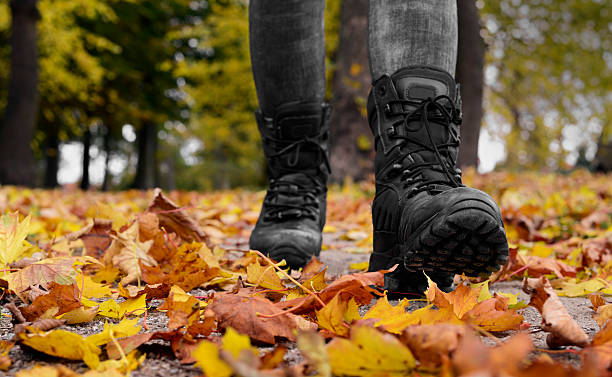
[0,0,610,190]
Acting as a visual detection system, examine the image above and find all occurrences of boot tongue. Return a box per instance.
[392,66,454,102]
[390,67,458,183]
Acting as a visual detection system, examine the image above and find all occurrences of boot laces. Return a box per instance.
[266,129,331,173]
[263,176,322,221]
[386,95,462,195]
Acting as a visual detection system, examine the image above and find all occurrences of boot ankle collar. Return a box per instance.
[369,66,462,155]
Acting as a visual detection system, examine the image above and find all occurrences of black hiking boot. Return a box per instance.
[366,66,509,295]
[249,101,331,269]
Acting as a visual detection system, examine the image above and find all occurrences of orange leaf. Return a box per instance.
[209,292,316,344]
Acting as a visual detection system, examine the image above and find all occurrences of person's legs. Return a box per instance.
[368,0,457,79]
[248,0,331,269]
[249,0,325,116]
[366,0,508,294]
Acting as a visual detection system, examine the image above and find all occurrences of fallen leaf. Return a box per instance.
[3,256,100,301]
[86,318,141,346]
[0,213,33,267]
[523,276,589,348]
[209,292,315,344]
[327,326,415,377]
[19,282,81,322]
[246,259,285,291]
[14,318,67,334]
[316,292,361,336]
[78,219,113,259]
[59,306,99,324]
[400,324,467,368]
[17,328,101,369]
[147,188,208,244]
[111,221,157,285]
[297,331,331,377]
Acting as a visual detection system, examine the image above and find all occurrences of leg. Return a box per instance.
[368,0,457,79]
[366,0,508,294]
[249,0,325,116]
[248,0,331,269]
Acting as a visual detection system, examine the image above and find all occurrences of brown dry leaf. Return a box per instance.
[14,318,67,334]
[20,282,81,322]
[111,221,157,285]
[302,256,326,278]
[106,330,179,359]
[400,324,467,369]
[147,188,208,244]
[160,291,201,330]
[590,293,606,310]
[451,332,534,376]
[582,235,612,267]
[78,219,113,259]
[505,246,577,278]
[209,291,316,344]
[523,276,589,348]
[3,256,100,301]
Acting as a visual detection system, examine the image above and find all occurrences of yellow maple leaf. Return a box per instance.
[0,213,33,267]
[221,327,258,359]
[327,326,415,376]
[60,306,99,324]
[77,274,112,299]
[86,318,141,346]
[316,293,361,336]
[16,365,124,377]
[18,329,101,369]
[96,295,147,319]
[192,341,233,377]
[246,259,285,290]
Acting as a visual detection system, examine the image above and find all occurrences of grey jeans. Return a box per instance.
[249,0,457,115]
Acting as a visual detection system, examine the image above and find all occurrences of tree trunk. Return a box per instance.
[101,125,111,191]
[329,0,373,182]
[80,126,91,190]
[455,0,485,169]
[0,0,40,186]
[133,122,158,189]
[43,125,59,188]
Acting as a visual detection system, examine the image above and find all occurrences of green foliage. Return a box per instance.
[176,0,342,189]
[480,0,611,170]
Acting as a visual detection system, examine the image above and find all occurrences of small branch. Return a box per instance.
[251,250,326,307]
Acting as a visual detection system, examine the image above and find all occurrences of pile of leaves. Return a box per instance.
[0,169,611,376]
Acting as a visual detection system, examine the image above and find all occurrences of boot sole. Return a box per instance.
[402,200,509,277]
